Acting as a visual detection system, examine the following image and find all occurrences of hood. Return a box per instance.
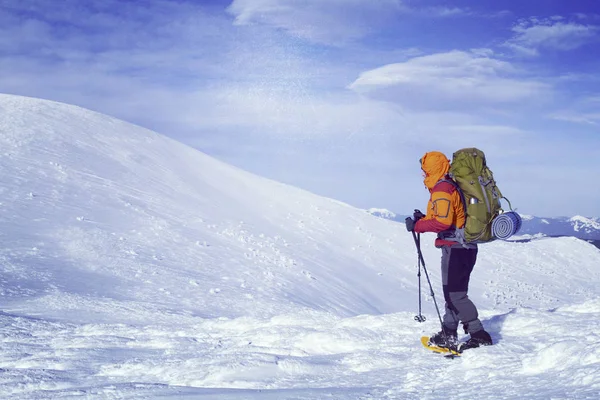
[420,151,450,190]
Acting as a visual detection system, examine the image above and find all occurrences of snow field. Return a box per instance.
[1,94,599,398]
[2,301,600,399]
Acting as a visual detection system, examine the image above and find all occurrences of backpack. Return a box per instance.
[446,148,510,243]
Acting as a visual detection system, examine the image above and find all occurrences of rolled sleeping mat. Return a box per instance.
[492,211,522,240]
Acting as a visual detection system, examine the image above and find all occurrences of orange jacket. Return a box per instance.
[414,151,466,247]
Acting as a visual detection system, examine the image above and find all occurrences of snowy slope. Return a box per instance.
[0,94,415,321]
[1,94,600,399]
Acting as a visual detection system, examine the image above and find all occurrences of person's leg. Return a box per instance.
[444,247,493,350]
[441,247,460,331]
[428,247,459,347]
[444,247,484,334]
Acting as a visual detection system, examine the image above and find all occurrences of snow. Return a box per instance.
[366,208,397,219]
[570,215,600,232]
[1,93,600,399]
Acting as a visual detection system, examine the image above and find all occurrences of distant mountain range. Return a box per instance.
[366,208,600,241]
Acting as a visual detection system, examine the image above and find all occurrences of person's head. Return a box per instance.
[420,151,450,190]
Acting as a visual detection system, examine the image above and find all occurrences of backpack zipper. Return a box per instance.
[478,176,491,214]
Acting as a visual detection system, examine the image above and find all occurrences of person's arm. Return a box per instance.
[414,184,456,233]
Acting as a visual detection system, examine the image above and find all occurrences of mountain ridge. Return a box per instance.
[366,208,600,240]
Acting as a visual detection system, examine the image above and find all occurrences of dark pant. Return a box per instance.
[441,246,483,334]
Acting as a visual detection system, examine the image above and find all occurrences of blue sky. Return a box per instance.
[2,0,600,217]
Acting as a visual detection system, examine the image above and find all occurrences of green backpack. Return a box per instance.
[447,148,510,243]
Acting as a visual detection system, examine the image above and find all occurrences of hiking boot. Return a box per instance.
[458,330,493,353]
[429,327,458,348]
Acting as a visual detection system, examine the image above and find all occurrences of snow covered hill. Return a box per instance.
[1,94,600,399]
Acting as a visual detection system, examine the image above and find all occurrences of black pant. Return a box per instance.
[441,246,483,333]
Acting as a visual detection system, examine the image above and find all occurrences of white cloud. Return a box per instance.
[550,112,600,125]
[574,12,600,21]
[419,6,471,17]
[546,94,600,126]
[227,0,404,44]
[225,1,505,45]
[348,50,551,109]
[0,0,331,133]
[505,18,598,56]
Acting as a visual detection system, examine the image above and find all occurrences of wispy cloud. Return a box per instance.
[505,17,599,56]
[549,95,600,126]
[550,112,600,125]
[227,0,405,45]
[0,0,239,76]
[226,0,479,45]
[348,50,551,110]
[417,6,472,18]
[574,12,600,21]
[0,0,328,135]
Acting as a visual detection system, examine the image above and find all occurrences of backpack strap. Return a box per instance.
[436,178,471,248]
[437,178,467,215]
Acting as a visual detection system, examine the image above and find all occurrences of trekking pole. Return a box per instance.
[414,233,426,323]
[411,231,453,346]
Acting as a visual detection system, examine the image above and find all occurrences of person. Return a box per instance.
[405,151,493,352]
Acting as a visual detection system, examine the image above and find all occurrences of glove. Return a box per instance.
[413,209,425,221]
[405,217,415,232]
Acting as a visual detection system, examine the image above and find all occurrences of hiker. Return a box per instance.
[405,151,493,352]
